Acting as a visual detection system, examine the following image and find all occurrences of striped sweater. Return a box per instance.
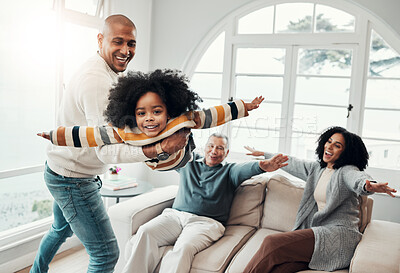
[47,100,248,171]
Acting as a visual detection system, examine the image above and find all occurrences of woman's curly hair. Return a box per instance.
[104,69,202,129]
[315,126,369,170]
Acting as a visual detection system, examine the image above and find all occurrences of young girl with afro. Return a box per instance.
[39,69,264,171]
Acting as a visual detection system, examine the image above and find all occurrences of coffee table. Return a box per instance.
[100,179,153,203]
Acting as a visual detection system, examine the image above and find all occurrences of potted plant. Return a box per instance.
[109,166,121,180]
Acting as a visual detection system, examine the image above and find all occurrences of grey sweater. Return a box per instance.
[264,152,373,271]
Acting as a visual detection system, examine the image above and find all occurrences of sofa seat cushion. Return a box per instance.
[226,228,349,273]
[297,269,349,273]
[225,228,280,273]
[189,225,256,273]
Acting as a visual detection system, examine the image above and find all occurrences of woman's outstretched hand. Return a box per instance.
[365,180,397,197]
[259,153,289,172]
[244,146,265,157]
[37,132,50,140]
[245,96,264,111]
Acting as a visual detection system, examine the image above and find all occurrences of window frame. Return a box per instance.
[0,0,110,250]
[182,0,400,186]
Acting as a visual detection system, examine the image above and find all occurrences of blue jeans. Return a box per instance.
[30,164,119,273]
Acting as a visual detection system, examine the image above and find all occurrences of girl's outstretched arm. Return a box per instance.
[37,132,50,140]
[245,96,264,111]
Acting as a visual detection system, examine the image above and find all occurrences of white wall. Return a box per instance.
[110,0,153,72]
[147,0,400,70]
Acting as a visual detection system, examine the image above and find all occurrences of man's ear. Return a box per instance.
[97,33,104,49]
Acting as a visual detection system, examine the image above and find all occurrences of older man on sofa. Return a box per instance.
[121,133,288,273]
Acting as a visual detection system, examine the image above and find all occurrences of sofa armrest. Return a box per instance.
[350,220,400,273]
[108,185,178,236]
[108,185,178,273]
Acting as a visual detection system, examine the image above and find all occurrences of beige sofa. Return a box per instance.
[108,173,400,273]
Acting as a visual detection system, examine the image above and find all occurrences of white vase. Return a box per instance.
[109,173,119,180]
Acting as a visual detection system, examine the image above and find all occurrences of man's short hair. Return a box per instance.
[208,133,229,149]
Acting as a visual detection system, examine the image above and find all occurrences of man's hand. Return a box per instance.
[37,132,50,140]
[245,96,264,111]
[142,128,190,158]
[365,180,397,197]
[259,153,288,172]
[244,146,265,157]
[161,128,190,154]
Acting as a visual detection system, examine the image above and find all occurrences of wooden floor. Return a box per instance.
[16,245,89,273]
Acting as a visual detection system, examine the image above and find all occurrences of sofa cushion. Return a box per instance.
[261,174,305,232]
[350,220,400,273]
[358,195,373,233]
[226,174,268,228]
[225,228,280,273]
[188,226,256,273]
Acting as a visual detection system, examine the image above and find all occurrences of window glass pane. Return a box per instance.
[65,0,100,16]
[293,105,347,134]
[195,32,225,73]
[365,79,400,109]
[0,0,56,171]
[64,23,99,85]
[190,73,222,99]
[315,5,355,32]
[291,132,319,160]
[238,6,274,34]
[298,48,352,76]
[230,128,280,153]
[364,139,400,170]
[0,173,52,232]
[369,30,400,78]
[275,3,313,33]
[236,76,283,102]
[231,103,281,130]
[199,98,221,110]
[295,77,350,105]
[362,109,400,139]
[236,48,286,74]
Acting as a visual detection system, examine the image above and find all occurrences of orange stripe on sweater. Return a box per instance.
[215,105,225,126]
[57,127,66,146]
[113,129,124,143]
[86,127,97,147]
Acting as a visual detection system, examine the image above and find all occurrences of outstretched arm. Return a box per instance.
[245,96,264,111]
[37,125,124,147]
[37,132,50,140]
[365,180,397,197]
[258,153,289,172]
[244,145,265,157]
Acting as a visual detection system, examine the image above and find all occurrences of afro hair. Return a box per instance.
[104,69,202,129]
[315,126,369,171]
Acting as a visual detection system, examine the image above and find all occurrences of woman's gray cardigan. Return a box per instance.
[264,152,373,271]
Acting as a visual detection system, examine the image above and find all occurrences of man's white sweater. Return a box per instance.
[47,54,148,177]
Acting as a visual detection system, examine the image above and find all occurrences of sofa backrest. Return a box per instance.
[358,195,374,233]
[260,174,374,233]
[226,174,268,228]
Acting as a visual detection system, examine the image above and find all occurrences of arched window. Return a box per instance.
[186,0,400,186]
